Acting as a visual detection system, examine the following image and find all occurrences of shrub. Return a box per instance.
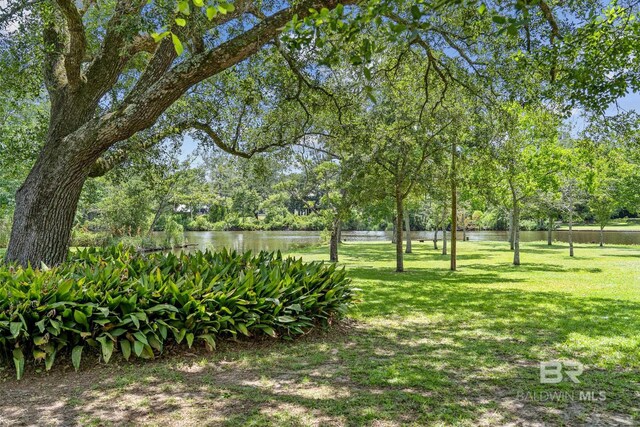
[70,228,110,247]
[0,246,354,379]
[162,218,184,247]
[186,215,214,231]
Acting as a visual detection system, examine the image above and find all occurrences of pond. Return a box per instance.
[180,229,640,253]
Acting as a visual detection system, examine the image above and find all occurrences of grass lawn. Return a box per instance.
[1,241,639,426]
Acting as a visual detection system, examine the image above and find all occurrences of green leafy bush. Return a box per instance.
[186,215,215,231]
[0,246,354,379]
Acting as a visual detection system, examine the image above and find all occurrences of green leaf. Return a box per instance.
[478,3,487,14]
[220,2,235,12]
[186,333,194,348]
[133,331,148,345]
[33,335,48,346]
[10,322,22,338]
[35,318,46,333]
[492,15,507,24]
[411,5,422,20]
[171,33,184,55]
[13,348,25,380]
[199,334,216,351]
[175,18,187,27]
[96,336,114,364]
[146,304,179,313]
[206,6,217,20]
[151,31,170,43]
[72,346,83,372]
[133,340,145,357]
[193,0,204,6]
[44,349,56,371]
[121,340,132,361]
[178,0,190,15]
[236,323,250,336]
[74,310,89,329]
[259,326,277,337]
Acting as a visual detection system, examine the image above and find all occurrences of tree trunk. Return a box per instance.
[395,192,404,272]
[330,217,341,262]
[569,208,574,257]
[599,225,604,247]
[462,219,466,242]
[441,205,447,256]
[547,214,553,246]
[433,227,439,250]
[6,155,89,266]
[404,208,412,254]
[391,218,397,244]
[508,210,515,250]
[451,148,457,271]
[513,202,520,265]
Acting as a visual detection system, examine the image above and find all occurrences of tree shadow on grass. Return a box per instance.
[461,263,603,274]
[2,267,639,426]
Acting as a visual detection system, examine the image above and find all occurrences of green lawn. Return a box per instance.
[558,219,640,231]
[1,241,639,426]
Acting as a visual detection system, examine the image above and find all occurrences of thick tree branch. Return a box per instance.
[55,0,86,89]
[94,0,356,149]
[83,0,147,102]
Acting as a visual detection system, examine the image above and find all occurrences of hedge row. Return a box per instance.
[0,246,354,379]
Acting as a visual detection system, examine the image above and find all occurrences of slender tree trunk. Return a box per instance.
[513,202,520,266]
[451,143,457,271]
[395,191,404,272]
[6,154,89,266]
[442,205,447,256]
[330,217,341,262]
[569,207,574,257]
[148,197,171,236]
[433,227,439,250]
[404,208,412,254]
[508,210,515,250]
[462,217,466,242]
[599,225,604,247]
[547,214,553,246]
[391,218,397,244]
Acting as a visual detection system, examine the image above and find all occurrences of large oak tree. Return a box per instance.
[1,0,352,266]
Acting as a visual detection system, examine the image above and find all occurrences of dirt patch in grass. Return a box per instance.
[1,319,635,426]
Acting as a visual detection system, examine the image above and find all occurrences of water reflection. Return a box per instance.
[177,229,640,254]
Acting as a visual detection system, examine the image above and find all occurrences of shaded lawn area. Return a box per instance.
[1,241,639,426]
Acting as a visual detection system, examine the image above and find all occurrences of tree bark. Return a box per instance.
[547,214,553,246]
[391,218,397,244]
[599,225,604,247]
[513,202,520,266]
[395,191,404,272]
[569,206,574,257]
[450,143,457,271]
[404,208,412,254]
[433,227,439,250]
[508,209,515,251]
[330,217,341,262]
[441,205,447,256]
[6,152,89,266]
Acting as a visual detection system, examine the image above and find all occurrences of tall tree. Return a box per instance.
[1,0,352,266]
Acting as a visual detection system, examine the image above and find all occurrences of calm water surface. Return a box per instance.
[180,229,640,253]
